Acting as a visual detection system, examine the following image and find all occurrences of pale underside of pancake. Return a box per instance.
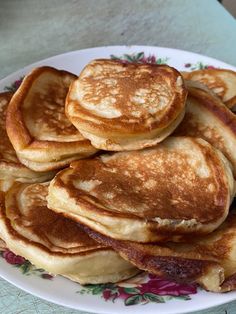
[0,92,55,191]
[0,184,139,284]
[174,81,236,178]
[80,210,236,293]
[47,137,235,243]
[66,59,187,150]
[182,68,236,109]
[6,67,97,171]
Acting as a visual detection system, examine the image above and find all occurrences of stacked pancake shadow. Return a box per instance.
[1,60,236,291]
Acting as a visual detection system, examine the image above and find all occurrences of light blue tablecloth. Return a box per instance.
[0,1,236,313]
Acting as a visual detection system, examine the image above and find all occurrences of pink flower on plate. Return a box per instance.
[103,289,112,301]
[102,289,118,301]
[117,287,131,300]
[140,55,157,64]
[205,65,215,69]
[14,79,23,89]
[184,63,192,68]
[3,249,25,265]
[139,274,197,296]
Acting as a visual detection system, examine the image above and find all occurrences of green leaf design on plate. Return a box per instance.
[21,261,31,274]
[125,294,143,306]
[136,52,144,60]
[143,293,165,303]
[110,54,120,60]
[124,54,135,62]
[91,285,106,295]
[124,287,140,294]
[156,58,167,64]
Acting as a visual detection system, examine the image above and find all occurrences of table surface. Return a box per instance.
[0,0,236,313]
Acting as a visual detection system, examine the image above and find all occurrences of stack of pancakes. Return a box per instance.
[1,59,236,292]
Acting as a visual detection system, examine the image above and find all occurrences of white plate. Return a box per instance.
[0,46,236,314]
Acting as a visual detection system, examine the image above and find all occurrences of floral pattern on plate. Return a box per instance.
[110,52,214,70]
[184,61,215,71]
[110,52,169,65]
[4,77,24,92]
[0,248,198,305]
[1,250,53,280]
[78,273,197,306]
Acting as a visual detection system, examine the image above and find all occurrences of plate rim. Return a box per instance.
[1,45,236,85]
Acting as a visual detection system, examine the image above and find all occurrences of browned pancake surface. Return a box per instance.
[75,60,184,130]
[59,139,229,223]
[47,137,234,243]
[5,183,102,254]
[66,59,187,150]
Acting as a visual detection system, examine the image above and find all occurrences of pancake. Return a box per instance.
[182,69,236,109]
[0,184,139,284]
[6,67,97,172]
[66,59,187,150]
[80,210,236,293]
[174,81,236,177]
[0,238,6,250]
[0,92,55,192]
[47,136,235,243]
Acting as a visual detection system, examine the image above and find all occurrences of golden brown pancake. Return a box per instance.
[66,59,187,150]
[80,210,236,292]
[6,67,97,172]
[0,184,139,284]
[47,137,235,243]
[0,92,55,191]
[182,69,236,108]
[174,81,236,177]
